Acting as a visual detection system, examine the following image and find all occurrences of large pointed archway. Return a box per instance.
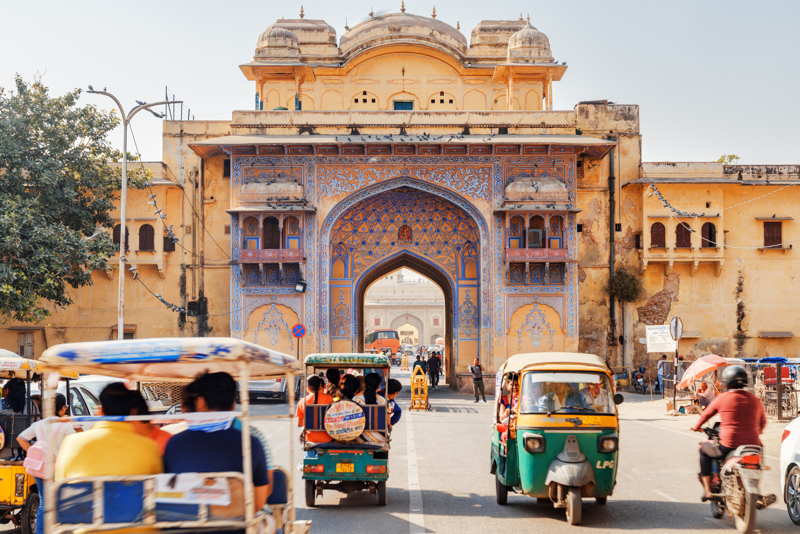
[319,181,486,382]
[356,252,455,380]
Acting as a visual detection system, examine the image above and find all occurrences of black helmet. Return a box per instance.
[720,365,748,390]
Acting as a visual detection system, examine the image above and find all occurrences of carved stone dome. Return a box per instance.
[255,25,300,60]
[340,12,467,59]
[507,23,554,64]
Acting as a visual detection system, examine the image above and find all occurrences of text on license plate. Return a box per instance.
[336,463,355,473]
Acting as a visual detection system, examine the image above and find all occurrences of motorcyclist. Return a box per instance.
[691,365,766,500]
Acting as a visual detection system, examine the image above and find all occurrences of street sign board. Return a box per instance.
[645,325,677,353]
[291,323,306,338]
[669,316,684,341]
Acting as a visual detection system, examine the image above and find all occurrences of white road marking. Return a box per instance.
[654,489,679,502]
[407,415,426,534]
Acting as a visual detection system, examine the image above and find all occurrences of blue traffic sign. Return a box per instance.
[291,323,306,338]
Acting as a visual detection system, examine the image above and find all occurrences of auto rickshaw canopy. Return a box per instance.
[0,350,79,379]
[39,337,300,381]
[304,353,391,368]
[499,352,611,376]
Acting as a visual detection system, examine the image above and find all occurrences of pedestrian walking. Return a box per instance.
[428,352,441,388]
[469,359,486,402]
[656,354,667,394]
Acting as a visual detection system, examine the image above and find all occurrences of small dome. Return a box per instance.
[255,25,300,60]
[507,23,554,64]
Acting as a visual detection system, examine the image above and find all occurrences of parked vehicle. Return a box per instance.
[247,376,304,403]
[703,424,775,533]
[779,415,800,524]
[491,352,623,525]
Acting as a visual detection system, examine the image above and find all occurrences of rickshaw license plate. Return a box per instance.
[336,463,355,473]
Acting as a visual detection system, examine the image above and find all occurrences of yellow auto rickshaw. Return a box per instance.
[0,349,78,534]
[491,352,623,525]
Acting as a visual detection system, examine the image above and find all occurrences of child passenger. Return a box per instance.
[296,376,333,444]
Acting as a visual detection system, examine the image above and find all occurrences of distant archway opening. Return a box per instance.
[357,254,454,383]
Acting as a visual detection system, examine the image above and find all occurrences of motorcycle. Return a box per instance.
[632,369,648,394]
[701,425,776,533]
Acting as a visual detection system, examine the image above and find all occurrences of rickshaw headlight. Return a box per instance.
[598,435,618,453]
[523,434,545,454]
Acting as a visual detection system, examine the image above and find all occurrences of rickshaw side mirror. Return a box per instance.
[613,393,625,405]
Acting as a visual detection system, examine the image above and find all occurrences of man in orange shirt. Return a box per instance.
[296,375,333,444]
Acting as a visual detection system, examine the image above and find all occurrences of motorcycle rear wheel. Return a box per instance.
[733,493,757,534]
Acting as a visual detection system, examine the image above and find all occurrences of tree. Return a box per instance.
[0,77,126,322]
[716,154,741,164]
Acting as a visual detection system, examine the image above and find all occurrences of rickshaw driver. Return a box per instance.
[580,382,612,412]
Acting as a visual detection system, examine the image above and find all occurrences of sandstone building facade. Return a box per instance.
[2,9,798,386]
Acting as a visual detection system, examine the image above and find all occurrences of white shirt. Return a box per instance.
[18,419,75,465]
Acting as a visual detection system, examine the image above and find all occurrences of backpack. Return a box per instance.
[23,439,50,479]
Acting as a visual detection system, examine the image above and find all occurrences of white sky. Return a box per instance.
[2,0,798,164]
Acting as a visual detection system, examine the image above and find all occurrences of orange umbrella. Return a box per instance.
[676,354,731,390]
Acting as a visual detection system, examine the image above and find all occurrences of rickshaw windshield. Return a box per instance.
[520,371,614,415]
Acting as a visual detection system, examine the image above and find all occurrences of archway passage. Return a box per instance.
[328,186,480,384]
[357,257,453,381]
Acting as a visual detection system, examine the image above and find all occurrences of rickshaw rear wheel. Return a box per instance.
[305,480,316,507]
[21,490,39,534]
[377,481,387,506]
[565,488,582,525]
[595,496,607,506]
[495,474,508,505]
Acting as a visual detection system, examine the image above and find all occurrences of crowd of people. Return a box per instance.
[17,372,271,534]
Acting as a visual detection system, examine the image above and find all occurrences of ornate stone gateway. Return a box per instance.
[325,186,481,378]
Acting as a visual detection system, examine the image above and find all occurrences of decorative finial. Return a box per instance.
[344,17,350,31]
[400,0,406,13]
[299,5,304,18]
[520,13,524,20]
[456,20,460,30]
[369,7,374,17]
[431,6,437,18]
[527,13,531,24]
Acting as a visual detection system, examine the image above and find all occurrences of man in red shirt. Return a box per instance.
[692,365,766,499]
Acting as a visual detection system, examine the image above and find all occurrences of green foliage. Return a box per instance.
[607,268,642,303]
[0,77,125,322]
[716,154,741,164]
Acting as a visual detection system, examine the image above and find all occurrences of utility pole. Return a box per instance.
[86,88,180,339]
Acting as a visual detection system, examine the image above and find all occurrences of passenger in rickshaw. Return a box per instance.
[296,375,333,445]
[340,374,361,401]
[580,381,613,411]
[55,382,163,494]
[129,390,172,454]
[163,372,271,515]
[1,378,29,414]
[17,393,73,534]
[325,368,342,400]
[386,378,403,427]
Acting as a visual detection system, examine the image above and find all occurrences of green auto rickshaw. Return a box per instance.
[491,352,623,525]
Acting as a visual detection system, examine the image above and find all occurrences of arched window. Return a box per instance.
[549,216,564,248]
[242,216,260,249]
[650,222,665,248]
[509,216,525,248]
[528,215,546,249]
[701,222,717,248]
[112,224,129,251]
[398,225,413,243]
[138,224,155,251]
[283,216,301,249]
[262,217,280,249]
[332,242,348,279]
[675,222,692,248]
[461,241,478,279]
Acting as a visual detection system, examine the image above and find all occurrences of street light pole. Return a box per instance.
[86,88,180,340]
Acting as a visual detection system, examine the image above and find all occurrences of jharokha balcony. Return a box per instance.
[505,247,571,262]
[238,248,304,263]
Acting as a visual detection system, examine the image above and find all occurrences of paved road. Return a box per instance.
[10,372,799,533]
[256,370,799,533]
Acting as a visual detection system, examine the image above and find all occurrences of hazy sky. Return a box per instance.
[2,0,798,163]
